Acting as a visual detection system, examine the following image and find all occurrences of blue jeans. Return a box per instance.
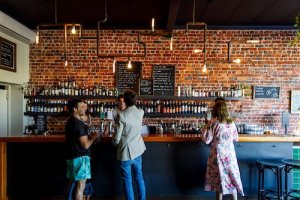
[119,156,146,200]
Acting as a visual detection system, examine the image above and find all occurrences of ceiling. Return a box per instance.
[1,0,300,31]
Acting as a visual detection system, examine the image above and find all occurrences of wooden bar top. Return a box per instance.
[0,134,300,143]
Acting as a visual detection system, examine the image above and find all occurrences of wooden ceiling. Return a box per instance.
[1,0,300,30]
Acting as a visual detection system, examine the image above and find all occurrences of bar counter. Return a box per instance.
[0,134,298,200]
[1,133,300,143]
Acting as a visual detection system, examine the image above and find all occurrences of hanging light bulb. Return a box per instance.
[246,40,260,44]
[170,37,173,50]
[64,60,68,66]
[35,31,39,44]
[151,18,155,32]
[232,58,241,64]
[202,63,207,73]
[193,49,201,53]
[127,58,132,69]
[112,58,116,73]
[71,25,76,34]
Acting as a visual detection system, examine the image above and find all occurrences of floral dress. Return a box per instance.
[201,121,244,196]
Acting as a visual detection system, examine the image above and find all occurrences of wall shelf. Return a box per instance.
[24,95,243,101]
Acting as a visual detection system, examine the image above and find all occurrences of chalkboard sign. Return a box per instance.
[116,61,141,93]
[0,37,16,72]
[153,65,175,96]
[139,78,153,96]
[253,85,280,99]
[35,115,47,134]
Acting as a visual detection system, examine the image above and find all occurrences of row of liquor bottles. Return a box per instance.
[179,84,244,97]
[147,121,205,134]
[23,82,245,98]
[23,81,118,97]
[25,99,209,115]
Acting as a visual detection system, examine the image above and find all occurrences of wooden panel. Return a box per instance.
[0,142,7,200]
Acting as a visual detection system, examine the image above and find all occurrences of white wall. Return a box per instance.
[0,33,30,85]
[0,12,36,135]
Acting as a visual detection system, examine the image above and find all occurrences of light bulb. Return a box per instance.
[151,18,155,32]
[247,40,260,44]
[64,60,68,66]
[202,64,207,73]
[127,59,132,69]
[113,59,116,73]
[170,37,173,50]
[233,58,241,64]
[35,34,39,44]
[71,26,76,34]
[193,49,201,53]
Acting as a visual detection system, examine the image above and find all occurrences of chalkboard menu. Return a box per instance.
[35,115,47,134]
[253,85,280,99]
[153,65,175,96]
[139,79,153,96]
[0,37,16,72]
[116,61,141,93]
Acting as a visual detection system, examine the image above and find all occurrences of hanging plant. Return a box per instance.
[291,14,300,45]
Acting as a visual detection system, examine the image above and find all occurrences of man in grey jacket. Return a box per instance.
[113,89,146,200]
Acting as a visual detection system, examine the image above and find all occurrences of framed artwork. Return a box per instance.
[0,37,17,72]
[291,90,300,113]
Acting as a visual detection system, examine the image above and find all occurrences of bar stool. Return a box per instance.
[282,159,300,200]
[257,159,285,200]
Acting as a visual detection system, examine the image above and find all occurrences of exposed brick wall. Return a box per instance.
[30,29,300,134]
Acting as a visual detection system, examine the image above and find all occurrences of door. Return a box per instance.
[0,89,8,136]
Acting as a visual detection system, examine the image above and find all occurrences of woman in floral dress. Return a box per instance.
[201,101,244,200]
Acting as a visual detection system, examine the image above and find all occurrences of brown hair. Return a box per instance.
[212,101,233,123]
[124,89,137,107]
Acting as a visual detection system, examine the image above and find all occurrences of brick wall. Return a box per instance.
[29,29,300,134]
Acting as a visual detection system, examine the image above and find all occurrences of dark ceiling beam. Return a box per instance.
[166,0,181,32]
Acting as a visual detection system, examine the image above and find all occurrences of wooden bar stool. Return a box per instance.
[282,159,300,200]
[257,160,285,200]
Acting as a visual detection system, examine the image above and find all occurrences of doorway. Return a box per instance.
[0,87,8,136]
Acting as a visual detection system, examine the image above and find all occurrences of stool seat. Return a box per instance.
[281,159,300,200]
[257,159,285,200]
[282,159,300,167]
[258,160,285,168]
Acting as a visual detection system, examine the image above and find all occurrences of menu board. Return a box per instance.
[116,61,141,93]
[0,37,16,72]
[35,115,47,134]
[139,79,153,96]
[253,85,280,99]
[291,90,300,113]
[153,65,175,96]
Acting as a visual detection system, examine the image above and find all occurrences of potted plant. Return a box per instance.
[291,14,300,45]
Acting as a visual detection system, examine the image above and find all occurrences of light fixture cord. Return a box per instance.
[54,0,57,24]
[102,0,108,23]
[193,0,196,23]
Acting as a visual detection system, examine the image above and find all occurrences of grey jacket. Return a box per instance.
[113,105,146,161]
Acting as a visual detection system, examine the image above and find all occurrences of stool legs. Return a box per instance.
[257,164,284,200]
[284,166,288,200]
[276,167,282,200]
[258,165,265,200]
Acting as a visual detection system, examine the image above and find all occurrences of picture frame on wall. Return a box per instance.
[0,37,17,72]
[291,90,300,113]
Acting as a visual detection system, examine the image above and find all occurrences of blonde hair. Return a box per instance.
[212,101,233,123]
